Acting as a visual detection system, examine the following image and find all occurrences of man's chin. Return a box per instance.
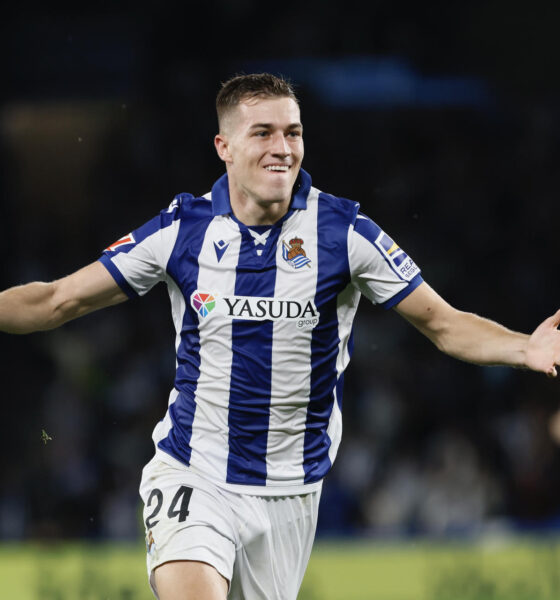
[255,184,294,205]
[256,195,288,207]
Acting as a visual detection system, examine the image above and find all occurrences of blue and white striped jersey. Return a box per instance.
[99,169,423,495]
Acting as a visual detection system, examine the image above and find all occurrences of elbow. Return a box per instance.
[421,313,459,356]
[428,309,474,359]
[44,298,79,331]
[426,327,449,354]
[40,282,77,331]
[433,331,453,355]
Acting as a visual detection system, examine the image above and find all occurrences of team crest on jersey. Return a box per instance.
[281,235,311,269]
[146,530,156,555]
[191,292,216,317]
[105,233,135,252]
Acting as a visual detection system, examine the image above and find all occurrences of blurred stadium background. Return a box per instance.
[2,1,560,598]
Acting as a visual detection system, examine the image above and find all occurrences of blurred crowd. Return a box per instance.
[1,5,560,542]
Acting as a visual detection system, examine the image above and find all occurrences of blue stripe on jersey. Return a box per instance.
[162,390,198,463]
[303,193,357,483]
[292,168,312,209]
[226,226,282,485]
[336,371,345,410]
[157,200,214,466]
[211,174,231,215]
[98,255,138,299]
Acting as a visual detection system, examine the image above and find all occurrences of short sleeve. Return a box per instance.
[98,196,183,298]
[349,213,423,309]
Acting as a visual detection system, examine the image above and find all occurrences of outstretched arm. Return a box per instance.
[394,282,560,377]
[0,261,127,334]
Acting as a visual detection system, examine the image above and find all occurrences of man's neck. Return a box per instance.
[228,186,290,226]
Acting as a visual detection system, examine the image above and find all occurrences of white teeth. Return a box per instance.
[265,165,289,171]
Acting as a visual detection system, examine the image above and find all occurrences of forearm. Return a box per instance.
[396,283,559,375]
[0,281,61,334]
[432,310,529,368]
[395,283,530,369]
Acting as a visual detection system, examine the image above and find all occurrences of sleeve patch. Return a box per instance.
[374,231,419,282]
[104,232,136,252]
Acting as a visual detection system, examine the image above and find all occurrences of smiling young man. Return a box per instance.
[214,89,304,225]
[1,73,559,600]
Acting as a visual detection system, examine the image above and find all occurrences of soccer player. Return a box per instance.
[1,73,559,600]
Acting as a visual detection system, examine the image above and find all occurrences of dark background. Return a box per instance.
[1,1,560,541]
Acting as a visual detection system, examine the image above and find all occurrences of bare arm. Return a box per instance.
[0,261,128,334]
[394,282,560,376]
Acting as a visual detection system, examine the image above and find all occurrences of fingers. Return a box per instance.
[547,366,558,378]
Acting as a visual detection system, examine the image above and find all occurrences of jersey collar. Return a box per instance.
[211,168,312,216]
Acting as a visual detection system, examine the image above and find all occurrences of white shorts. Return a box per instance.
[139,457,321,600]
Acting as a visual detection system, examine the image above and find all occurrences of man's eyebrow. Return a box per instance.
[249,123,273,130]
[248,122,303,130]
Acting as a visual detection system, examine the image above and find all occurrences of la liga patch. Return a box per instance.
[374,232,419,281]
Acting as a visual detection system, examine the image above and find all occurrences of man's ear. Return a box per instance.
[214,134,232,163]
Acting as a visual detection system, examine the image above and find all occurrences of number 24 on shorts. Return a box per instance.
[145,485,193,528]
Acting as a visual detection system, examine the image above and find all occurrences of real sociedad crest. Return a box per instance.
[146,529,156,556]
[282,235,311,269]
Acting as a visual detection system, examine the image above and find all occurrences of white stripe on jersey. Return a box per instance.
[187,215,242,482]
[266,188,320,485]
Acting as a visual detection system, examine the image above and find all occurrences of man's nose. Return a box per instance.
[271,132,290,155]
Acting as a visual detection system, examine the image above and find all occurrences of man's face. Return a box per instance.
[215,96,304,207]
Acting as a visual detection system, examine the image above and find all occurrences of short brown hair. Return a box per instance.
[216,73,298,131]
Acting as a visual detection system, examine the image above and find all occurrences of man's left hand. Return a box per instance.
[526,309,560,377]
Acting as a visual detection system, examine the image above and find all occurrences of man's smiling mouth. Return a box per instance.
[264,165,290,172]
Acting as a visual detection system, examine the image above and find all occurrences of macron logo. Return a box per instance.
[213,240,229,262]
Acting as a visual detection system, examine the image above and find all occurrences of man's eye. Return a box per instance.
[288,131,302,137]
[255,131,268,137]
